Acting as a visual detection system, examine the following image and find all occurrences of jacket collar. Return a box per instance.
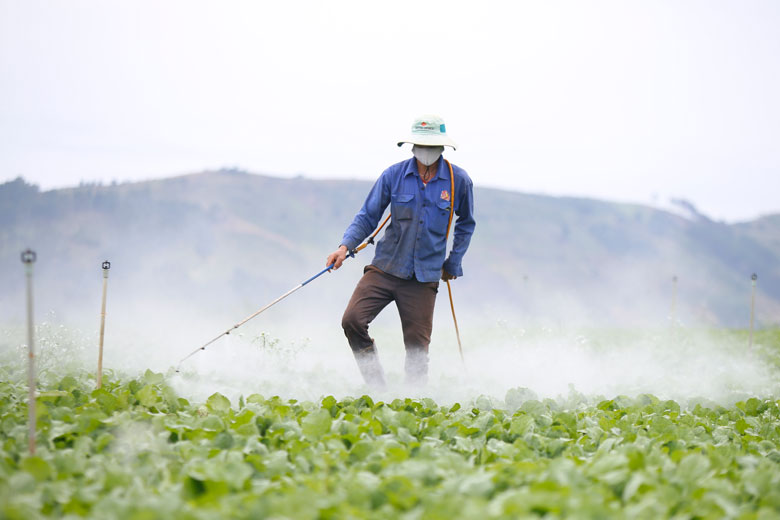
[403,157,449,181]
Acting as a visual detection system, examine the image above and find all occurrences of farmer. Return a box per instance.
[326,115,476,387]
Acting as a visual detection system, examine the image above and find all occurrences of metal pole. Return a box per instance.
[21,249,36,455]
[749,273,757,351]
[97,261,110,389]
[671,275,677,323]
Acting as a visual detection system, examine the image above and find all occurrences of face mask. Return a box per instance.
[412,145,444,166]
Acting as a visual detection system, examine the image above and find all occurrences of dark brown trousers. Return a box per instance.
[342,265,439,385]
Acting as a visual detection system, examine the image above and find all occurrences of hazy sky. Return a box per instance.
[1,1,778,221]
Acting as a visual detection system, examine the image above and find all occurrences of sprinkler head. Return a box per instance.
[672,275,677,282]
[751,273,758,281]
[102,260,111,270]
[21,249,36,264]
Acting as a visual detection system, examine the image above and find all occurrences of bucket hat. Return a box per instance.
[397,114,457,150]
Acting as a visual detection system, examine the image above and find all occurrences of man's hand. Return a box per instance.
[441,270,457,281]
[326,245,349,271]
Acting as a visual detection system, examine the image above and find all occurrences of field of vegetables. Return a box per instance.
[1,330,780,519]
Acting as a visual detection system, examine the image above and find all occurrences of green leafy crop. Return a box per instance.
[1,329,779,519]
[1,365,779,519]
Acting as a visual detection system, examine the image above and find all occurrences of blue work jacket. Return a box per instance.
[341,157,476,283]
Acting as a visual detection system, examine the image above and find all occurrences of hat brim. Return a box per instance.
[397,134,457,150]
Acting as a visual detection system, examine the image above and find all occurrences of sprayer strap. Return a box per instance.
[444,159,455,241]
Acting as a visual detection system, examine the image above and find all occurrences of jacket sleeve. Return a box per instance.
[340,172,391,251]
[442,174,475,277]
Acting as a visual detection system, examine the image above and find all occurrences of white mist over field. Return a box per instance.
[1,302,777,409]
[1,243,776,408]
[169,323,780,408]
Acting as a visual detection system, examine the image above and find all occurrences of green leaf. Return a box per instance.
[322,395,337,410]
[302,409,332,439]
[136,384,159,407]
[206,393,231,413]
[57,376,80,392]
[21,456,51,481]
[735,418,750,435]
[510,414,535,435]
[475,395,493,411]
[213,432,235,450]
[743,398,765,417]
[92,388,120,413]
[246,393,265,405]
[201,416,225,432]
[520,400,547,417]
[675,453,711,484]
[505,387,537,412]
[142,369,164,385]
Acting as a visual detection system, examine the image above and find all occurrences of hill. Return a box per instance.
[1,171,778,328]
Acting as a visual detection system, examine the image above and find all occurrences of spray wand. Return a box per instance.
[176,214,391,371]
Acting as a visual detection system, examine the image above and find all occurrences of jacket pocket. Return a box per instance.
[436,199,451,212]
[391,193,415,220]
[432,199,452,235]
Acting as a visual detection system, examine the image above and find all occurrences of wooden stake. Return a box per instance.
[21,249,36,455]
[97,261,111,389]
[749,273,757,351]
[446,280,465,366]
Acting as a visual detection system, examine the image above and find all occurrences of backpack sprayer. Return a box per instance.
[176,160,464,371]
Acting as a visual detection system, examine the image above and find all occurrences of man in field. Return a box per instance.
[326,115,476,387]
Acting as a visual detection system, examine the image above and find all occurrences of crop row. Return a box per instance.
[1,370,779,519]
